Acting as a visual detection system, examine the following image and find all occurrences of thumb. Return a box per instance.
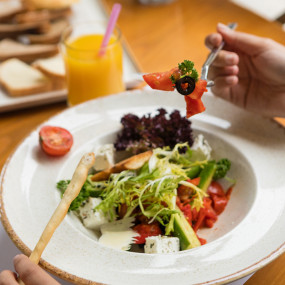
[217,23,268,56]
[14,255,60,285]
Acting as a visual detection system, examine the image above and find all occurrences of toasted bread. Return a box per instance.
[0,58,52,96]
[32,55,66,89]
[24,19,69,44]
[91,150,153,181]
[0,21,50,39]
[0,39,58,63]
[22,0,78,10]
[0,2,25,23]
[14,8,71,24]
[32,54,65,78]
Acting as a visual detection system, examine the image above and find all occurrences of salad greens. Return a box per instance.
[114,108,194,155]
[57,134,236,252]
[58,142,231,227]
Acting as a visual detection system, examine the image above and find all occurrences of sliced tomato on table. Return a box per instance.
[39,125,73,156]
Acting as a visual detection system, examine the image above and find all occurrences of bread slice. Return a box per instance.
[0,21,50,39]
[32,55,66,89]
[22,0,78,10]
[15,8,71,24]
[25,19,69,44]
[0,2,25,23]
[32,54,65,78]
[0,58,52,96]
[0,39,58,63]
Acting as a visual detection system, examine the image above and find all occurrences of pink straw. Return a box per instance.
[98,3,122,57]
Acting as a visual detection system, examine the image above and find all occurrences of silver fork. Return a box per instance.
[126,22,237,90]
[202,22,237,88]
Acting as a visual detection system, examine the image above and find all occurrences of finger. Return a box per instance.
[0,270,18,285]
[213,75,239,89]
[205,33,223,49]
[211,75,239,105]
[211,50,239,67]
[217,23,271,55]
[14,255,60,285]
[208,65,239,80]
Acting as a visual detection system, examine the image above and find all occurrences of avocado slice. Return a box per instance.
[172,162,216,250]
[172,208,201,250]
[198,161,217,192]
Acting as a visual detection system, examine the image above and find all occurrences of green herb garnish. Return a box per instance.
[178,60,199,82]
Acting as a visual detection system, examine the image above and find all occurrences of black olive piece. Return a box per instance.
[175,76,196,95]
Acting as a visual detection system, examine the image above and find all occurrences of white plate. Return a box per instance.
[1,90,285,285]
[0,0,140,113]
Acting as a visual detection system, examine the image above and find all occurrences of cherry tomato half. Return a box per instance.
[39,126,73,156]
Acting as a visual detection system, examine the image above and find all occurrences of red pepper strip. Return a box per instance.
[207,181,225,196]
[226,186,233,200]
[184,96,206,118]
[142,67,180,91]
[193,207,206,232]
[205,219,215,228]
[191,207,199,222]
[197,236,207,245]
[207,181,230,215]
[211,195,228,215]
[188,177,200,186]
[188,79,208,100]
[181,203,192,226]
[133,222,162,244]
[184,79,207,118]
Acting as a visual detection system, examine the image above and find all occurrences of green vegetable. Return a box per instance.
[178,60,199,82]
[186,165,202,179]
[198,161,217,192]
[96,143,208,225]
[57,175,106,211]
[172,208,201,250]
[213,158,231,180]
[170,60,199,84]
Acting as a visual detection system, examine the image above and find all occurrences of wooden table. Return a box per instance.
[0,0,284,284]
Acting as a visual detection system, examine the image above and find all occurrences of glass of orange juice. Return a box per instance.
[61,21,125,106]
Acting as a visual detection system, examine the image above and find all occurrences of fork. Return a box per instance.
[201,22,237,87]
[126,22,237,90]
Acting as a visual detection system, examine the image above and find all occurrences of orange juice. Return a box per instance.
[62,30,124,106]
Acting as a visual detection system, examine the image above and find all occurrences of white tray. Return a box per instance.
[0,0,141,113]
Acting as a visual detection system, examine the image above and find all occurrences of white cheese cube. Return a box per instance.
[79,197,108,230]
[93,144,115,171]
[144,235,180,254]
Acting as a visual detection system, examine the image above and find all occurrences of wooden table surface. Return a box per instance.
[0,0,284,284]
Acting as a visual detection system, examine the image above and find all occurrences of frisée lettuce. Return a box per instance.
[57,137,233,252]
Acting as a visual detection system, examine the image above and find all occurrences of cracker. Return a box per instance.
[91,150,153,181]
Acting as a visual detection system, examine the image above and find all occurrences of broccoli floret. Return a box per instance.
[213,158,231,180]
[56,176,105,211]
